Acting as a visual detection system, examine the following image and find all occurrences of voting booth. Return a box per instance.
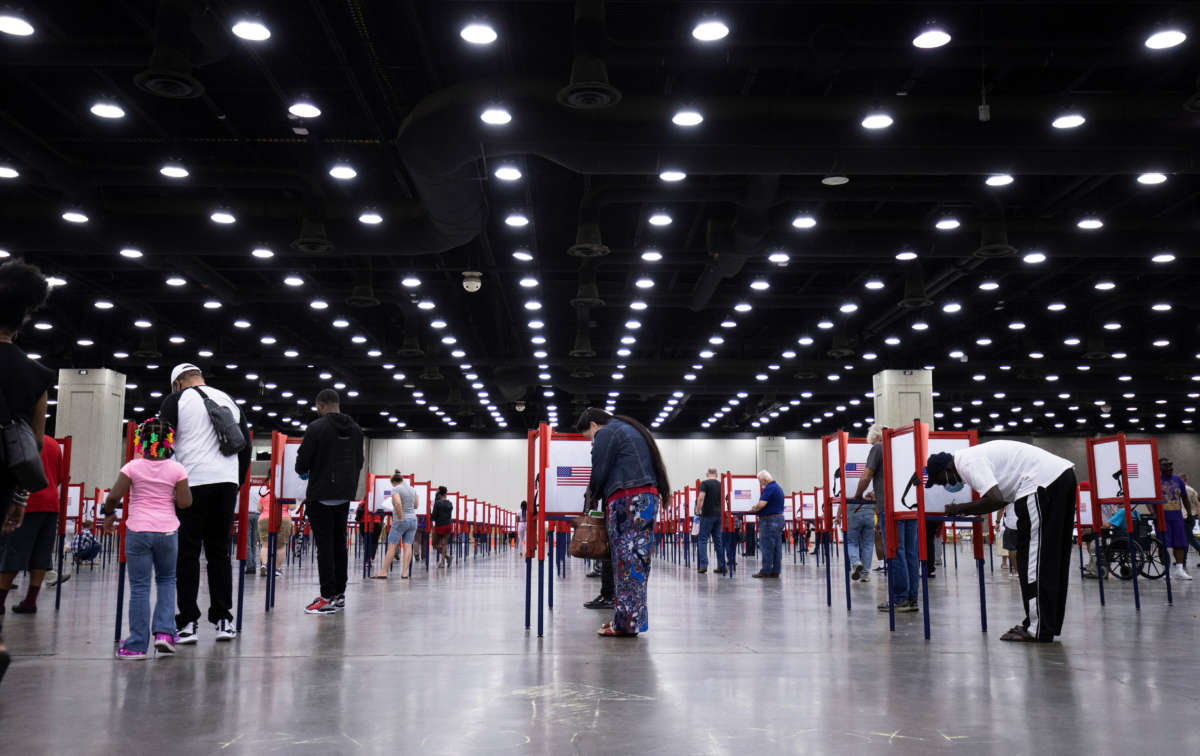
[822,432,872,609]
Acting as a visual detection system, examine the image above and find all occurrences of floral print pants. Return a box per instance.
[607,492,658,633]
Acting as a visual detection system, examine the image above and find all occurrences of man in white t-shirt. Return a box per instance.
[159,363,250,644]
[925,440,1076,643]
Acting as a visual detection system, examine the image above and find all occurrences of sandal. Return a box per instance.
[1000,625,1038,642]
[597,622,637,638]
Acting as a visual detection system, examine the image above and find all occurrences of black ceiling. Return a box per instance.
[3,1,1199,438]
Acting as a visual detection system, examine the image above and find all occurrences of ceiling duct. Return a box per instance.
[291,217,335,255]
[420,365,444,381]
[346,283,380,308]
[1083,334,1110,361]
[569,306,596,357]
[826,332,857,359]
[557,0,621,110]
[690,220,748,312]
[134,0,206,99]
[900,266,934,309]
[570,259,604,307]
[569,363,595,378]
[397,330,423,358]
[973,219,1016,258]
[132,334,161,361]
[567,220,611,258]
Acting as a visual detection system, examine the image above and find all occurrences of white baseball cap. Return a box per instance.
[170,363,202,386]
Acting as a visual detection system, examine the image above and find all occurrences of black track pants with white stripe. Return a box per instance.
[1015,468,1078,641]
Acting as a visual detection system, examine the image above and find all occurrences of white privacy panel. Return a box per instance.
[545,438,593,514]
[1124,443,1158,501]
[276,442,306,501]
[1091,439,1122,501]
[922,436,975,515]
[800,491,817,521]
[824,437,841,497]
[371,476,394,512]
[729,476,762,514]
[887,431,919,515]
[1077,487,1094,527]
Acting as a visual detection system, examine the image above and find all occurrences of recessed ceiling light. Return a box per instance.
[912,27,951,48]
[635,278,655,289]
[250,247,273,259]
[133,319,152,328]
[1145,29,1186,49]
[494,165,522,181]
[978,281,1000,291]
[1022,251,1046,264]
[641,250,663,262]
[911,321,929,331]
[1063,337,1081,346]
[231,19,271,41]
[648,213,672,226]
[524,301,542,311]
[1151,302,1172,312]
[861,112,893,129]
[1052,113,1086,129]
[692,19,729,41]
[76,338,94,347]
[165,276,186,287]
[895,250,918,261]
[512,250,533,262]
[168,335,185,344]
[734,303,752,313]
[1103,321,1122,330]
[203,300,222,310]
[976,337,993,345]
[839,302,858,313]
[1151,252,1175,264]
[358,211,383,225]
[1093,280,1116,291]
[629,301,648,311]
[400,276,421,288]
[159,164,188,178]
[791,215,817,229]
[0,165,18,179]
[659,170,686,182]
[1046,302,1067,312]
[519,277,539,288]
[0,14,35,36]
[616,348,631,357]
[1076,217,1103,230]
[89,102,125,119]
[416,301,436,311]
[309,300,328,310]
[768,251,790,264]
[822,175,850,186]
[985,174,1014,187]
[935,217,960,230]
[1008,321,1026,330]
[260,335,276,345]
[283,349,300,358]
[818,319,834,329]
[1152,338,1170,347]
[329,164,356,180]
[480,107,512,125]
[1137,172,1167,185]
[722,320,737,328]
[750,280,770,291]
[504,213,529,227]
[234,319,252,329]
[61,210,88,224]
[119,248,143,259]
[283,275,304,287]
[671,110,703,127]
[288,101,321,118]
[942,302,962,313]
[460,22,497,45]
[210,210,236,224]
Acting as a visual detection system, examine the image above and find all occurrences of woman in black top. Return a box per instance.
[0,260,54,683]
[431,486,454,567]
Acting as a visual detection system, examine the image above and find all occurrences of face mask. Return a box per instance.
[943,481,965,494]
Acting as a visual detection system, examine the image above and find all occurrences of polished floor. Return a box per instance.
[1,538,1195,755]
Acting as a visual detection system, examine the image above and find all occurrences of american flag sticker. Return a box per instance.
[556,466,591,486]
[845,462,865,479]
[734,489,752,502]
[1126,463,1139,479]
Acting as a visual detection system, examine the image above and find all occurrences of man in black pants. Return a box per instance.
[295,389,363,615]
[928,440,1076,643]
[161,363,250,644]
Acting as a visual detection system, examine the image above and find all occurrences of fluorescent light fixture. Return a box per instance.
[133,319,151,328]
[1151,302,1172,312]
[234,320,251,329]
[791,215,817,229]
[839,302,858,313]
[734,303,752,313]
[0,166,18,179]
[283,275,304,287]
[1137,172,1167,185]
[895,250,918,261]
[750,280,770,291]
[1151,252,1175,263]
[1093,280,1116,291]
[648,213,672,226]
[119,248,143,259]
[524,301,542,311]
[165,276,186,287]
[942,302,962,314]
[401,276,421,288]
[635,278,655,289]
[935,217,960,230]
[768,251,790,264]
[309,300,328,310]
[630,301,648,311]
[1076,217,1103,229]
[822,175,850,186]
[641,250,663,262]
[519,277,539,288]
[512,250,533,262]
[251,247,273,258]
[1022,251,1046,264]
[978,280,1000,290]
[1047,302,1067,311]
[61,210,88,223]
[94,300,115,310]
[203,300,222,310]
[0,14,35,36]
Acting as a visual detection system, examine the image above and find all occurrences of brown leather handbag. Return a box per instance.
[569,513,609,559]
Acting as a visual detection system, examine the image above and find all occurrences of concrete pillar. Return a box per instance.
[54,368,126,493]
[756,436,787,489]
[871,369,935,430]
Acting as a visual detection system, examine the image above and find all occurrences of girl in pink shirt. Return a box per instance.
[103,418,192,659]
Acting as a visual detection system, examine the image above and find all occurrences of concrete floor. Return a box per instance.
[1,540,1195,755]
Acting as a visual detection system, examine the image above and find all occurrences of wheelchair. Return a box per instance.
[1097,517,1166,580]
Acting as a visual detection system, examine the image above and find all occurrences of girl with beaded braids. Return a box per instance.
[103,418,193,659]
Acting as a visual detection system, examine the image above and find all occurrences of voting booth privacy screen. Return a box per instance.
[1089,437,1159,502]
[543,435,592,515]
[729,475,761,515]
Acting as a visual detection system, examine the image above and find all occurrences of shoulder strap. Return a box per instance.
[190,385,210,401]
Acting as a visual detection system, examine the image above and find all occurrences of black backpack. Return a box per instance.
[191,386,247,456]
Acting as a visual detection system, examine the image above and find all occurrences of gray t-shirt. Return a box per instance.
[391,483,417,518]
[866,443,886,515]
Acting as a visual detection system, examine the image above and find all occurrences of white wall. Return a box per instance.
[368,438,528,511]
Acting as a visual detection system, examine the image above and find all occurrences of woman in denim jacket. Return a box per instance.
[575,408,670,637]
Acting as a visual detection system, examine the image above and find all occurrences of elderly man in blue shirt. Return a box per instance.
[749,470,786,578]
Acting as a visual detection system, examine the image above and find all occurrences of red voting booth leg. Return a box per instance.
[54,436,72,611]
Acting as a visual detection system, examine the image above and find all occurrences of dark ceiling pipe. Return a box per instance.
[688,175,780,311]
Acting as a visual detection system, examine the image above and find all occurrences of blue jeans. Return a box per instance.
[124,530,179,652]
[696,515,725,569]
[845,506,874,572]
[758,515,784,575]
[891,519,919,603]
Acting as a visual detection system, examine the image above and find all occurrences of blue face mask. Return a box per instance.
[943,481,965,493]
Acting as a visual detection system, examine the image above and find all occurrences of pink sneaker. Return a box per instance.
[154,633,176,654]
[116,646,147,660]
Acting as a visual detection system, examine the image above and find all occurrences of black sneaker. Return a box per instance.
[176,621,199,644]
[333,594,345,611]
[584,595,614,610]
[586,569,602,579]
[851,562,863,581]
[697,566,707,574]
[305,596,336,615]
[713,567,727,575]
[897,600,919,613]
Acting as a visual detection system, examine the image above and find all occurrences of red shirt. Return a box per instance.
[25,436,63,513]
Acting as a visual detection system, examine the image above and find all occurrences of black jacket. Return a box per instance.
[295,412,364,503]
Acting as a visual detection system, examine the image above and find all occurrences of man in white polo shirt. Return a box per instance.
[159,363,250,644]
[925,440,1076,643]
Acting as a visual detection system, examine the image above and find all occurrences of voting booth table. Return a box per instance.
[882,422,988,639]
[1085,434,1172,609]
[823,432,871,611]
[526,424,593,636]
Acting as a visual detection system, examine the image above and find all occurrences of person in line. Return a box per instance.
[746,470,785,578]
[843,465,874,583]
[243,486,261,575]
[517,501,528,554]
[0,435,64,615]
[431,487,454,567]
[0,259,54,682]
[104,418,192,659]
[850,425,889,575]
[257,494,294,578]
[1158,458,1192,581]
[296,389,364,615]
[694,468,726,575]
[576,408,669,637]
[927,440,1077,643]
[160,363,250,643]
[373,471,417,579]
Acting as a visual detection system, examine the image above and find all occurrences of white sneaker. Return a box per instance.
[214,619,237,641]
[860,573,870,583]
[1172,564,1192,581]
[45,570,58,586]
[851,562,863,581]
[176,621,199,645]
